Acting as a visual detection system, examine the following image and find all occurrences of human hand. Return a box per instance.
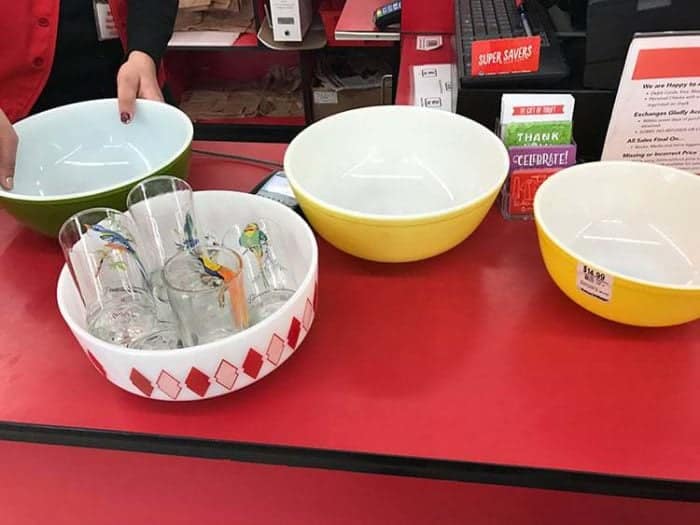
[0,109,18,190]
[117,51,164,124]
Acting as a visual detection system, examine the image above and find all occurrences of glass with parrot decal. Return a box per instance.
[162,246,250,347]
[223,219,298,324]
[126,176,199,321]
[59,208,162,347]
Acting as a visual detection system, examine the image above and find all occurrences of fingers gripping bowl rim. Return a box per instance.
[0,99,193,237]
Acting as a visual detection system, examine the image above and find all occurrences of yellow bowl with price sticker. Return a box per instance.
[534,161,700,327]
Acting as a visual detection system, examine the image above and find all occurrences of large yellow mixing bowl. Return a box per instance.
[534,161,700,327]
[284,106,510,262]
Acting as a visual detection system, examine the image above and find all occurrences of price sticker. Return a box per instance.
[577,263,614,302]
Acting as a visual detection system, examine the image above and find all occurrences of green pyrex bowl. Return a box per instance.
[0,99,193,237]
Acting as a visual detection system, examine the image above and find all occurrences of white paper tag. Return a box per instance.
[313,91,338,105]
[602,33,700,172]
[417,36,443,51]
[412,64,455,112]
[94,1,119,41]
[577,263,614,302]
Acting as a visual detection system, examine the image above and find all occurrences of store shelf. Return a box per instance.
[192,115,305,126]
[193,120,306,142]
[335,0,400,41]
[168,31,260,50]
[257,15,327,50]
[395,34,456,104]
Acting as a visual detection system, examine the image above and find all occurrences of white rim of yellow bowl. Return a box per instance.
[534,160,700,292]
[0,99,193,203]
[284,106,510,224]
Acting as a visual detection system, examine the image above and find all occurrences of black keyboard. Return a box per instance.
[456,0,569,86]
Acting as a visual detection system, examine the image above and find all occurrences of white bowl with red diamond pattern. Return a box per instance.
[57,191,318,401]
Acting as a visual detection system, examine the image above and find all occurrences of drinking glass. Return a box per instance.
[126,176,199,320]
[59,208,160,346]
[223,219,297,323]
[163,247,249,347]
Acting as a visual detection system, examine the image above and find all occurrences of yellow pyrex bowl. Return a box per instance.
[284,106,510,262]
[534,161,700,327]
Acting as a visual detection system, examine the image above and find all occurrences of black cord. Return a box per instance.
[191,149,283,169]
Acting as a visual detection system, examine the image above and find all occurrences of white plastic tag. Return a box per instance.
[417,36,443,51]
[94,0,119,41]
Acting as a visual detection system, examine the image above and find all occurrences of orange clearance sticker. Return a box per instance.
[471,36,541,77]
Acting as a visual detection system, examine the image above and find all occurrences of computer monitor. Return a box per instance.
[539,0,588,29]
[583,0,700,89]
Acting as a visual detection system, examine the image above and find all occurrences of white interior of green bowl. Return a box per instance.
[535,161,700,288]
[284,106,509,220]
[4,99,192,201]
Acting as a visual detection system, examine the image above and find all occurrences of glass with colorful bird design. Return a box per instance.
[126,176,199,321]
[223,219,298,324]
[162,246,250,347]
[59,208,161,347]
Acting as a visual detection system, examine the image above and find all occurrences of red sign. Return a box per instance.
[471,36,541,77]
[632,47,700,80]
[512,105,564,116]
[508,168,556,215]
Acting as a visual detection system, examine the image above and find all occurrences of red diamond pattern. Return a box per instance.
[157,370,182,400]
[242,349,263,378]
[313,279,319,311]
[266,334,285,365]
[215,360,239,390]
[303,299,314,330]
[185,367,210,397]
[86,351,106,377]
[287,317,301,349]
[130,368,153,397]
[117,290,317,399]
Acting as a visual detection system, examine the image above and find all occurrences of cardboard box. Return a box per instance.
[312,53,393,121]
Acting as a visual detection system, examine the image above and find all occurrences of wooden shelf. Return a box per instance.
[193,122,305,143]
[192,115,305,126]
[257,14,328,50]
[168,32,260,50]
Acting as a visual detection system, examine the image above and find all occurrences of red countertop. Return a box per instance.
[0,141,698,485]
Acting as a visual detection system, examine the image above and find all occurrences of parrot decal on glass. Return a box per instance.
[197,252,249,329]
[175,212,200,253]
[85,223,148,283]
[238,222,270,288]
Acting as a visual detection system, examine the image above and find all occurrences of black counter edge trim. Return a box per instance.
[193,124,304,143]
[0,421,697,502]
